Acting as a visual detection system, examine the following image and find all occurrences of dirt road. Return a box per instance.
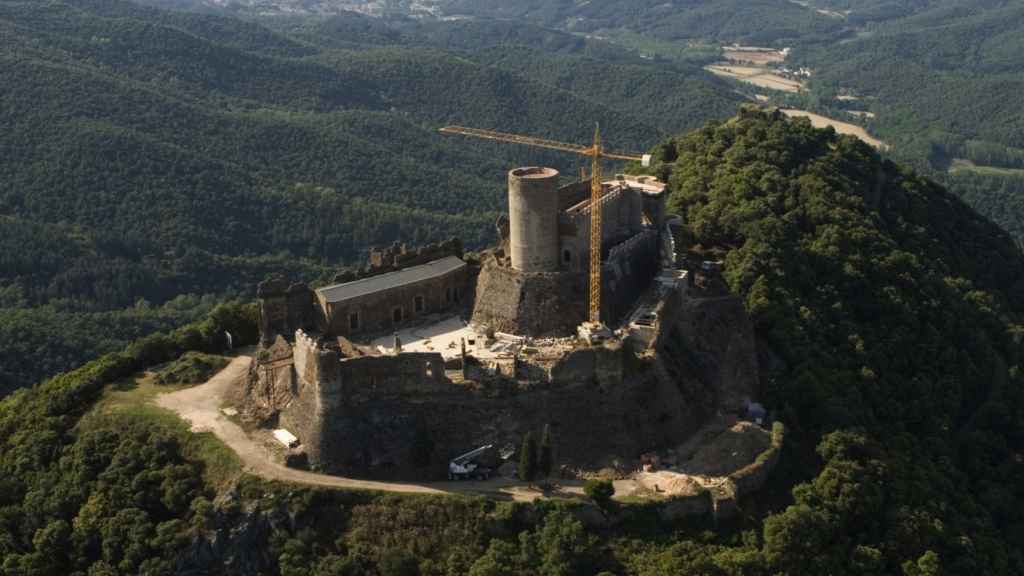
[155,356,630,501]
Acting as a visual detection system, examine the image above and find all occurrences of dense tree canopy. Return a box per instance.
[652,108,1024,574]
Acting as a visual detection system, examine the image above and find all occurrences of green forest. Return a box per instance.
[0,0,741,391]
[1,108,1021,575]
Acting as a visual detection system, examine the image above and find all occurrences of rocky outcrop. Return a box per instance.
[660,295,760,414]
[242,336,296,424]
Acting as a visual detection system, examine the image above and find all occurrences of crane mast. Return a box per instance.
[588,126,603,323]
[439,125,648,326]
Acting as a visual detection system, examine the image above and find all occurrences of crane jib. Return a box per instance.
[438,126,644,162]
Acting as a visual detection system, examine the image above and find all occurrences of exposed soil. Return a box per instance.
[706,65,804,93]
[679,421,770,477]
[781,109,887,149]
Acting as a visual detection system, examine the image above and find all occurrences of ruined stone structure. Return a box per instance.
[257,279,316,345]
[240,169,769,483]
[367,237,463,273]
[243,261,761,480]
[473,172,667,334]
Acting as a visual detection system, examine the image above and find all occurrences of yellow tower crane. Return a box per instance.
[439,125,651,326]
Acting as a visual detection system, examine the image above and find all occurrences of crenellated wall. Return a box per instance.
[367,237,464,273]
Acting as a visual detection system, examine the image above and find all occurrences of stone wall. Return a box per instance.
[559,184,643,273]
[658,491,713,522]
[257,279,315,344]
[727,421,785,496]
[245,311,762,482]
[548,344,624,388]
[603,230,659,324]
[250,339,707,480]
[557,179,590,212]
[471,260,588,337]
[277,341,452,475]
[366,238,463,274]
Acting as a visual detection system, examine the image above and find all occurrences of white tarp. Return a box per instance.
[273,429,299,448]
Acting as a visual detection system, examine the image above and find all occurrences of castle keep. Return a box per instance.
[473,170,668,335]
[241,168,762,480]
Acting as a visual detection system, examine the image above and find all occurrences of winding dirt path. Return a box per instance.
[155,356,630,501]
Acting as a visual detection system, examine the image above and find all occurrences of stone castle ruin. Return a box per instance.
[240,169,767,481]
[473,169,667,335]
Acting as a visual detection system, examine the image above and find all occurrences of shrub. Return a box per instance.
[584,479,615,508]
[378,549,420,576]
[154,351,229,385]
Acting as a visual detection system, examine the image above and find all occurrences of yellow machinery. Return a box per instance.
[438,124,647,323]
[439,125,649,324]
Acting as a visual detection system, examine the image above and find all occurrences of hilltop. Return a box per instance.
[0,110,1021,575]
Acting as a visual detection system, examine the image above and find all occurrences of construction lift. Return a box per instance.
[448,444,494,480]
[439,125,651,338]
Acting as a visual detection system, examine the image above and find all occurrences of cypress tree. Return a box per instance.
[518,431,537,482]
[539,424,554,479]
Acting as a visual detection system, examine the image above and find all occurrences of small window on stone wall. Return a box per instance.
[393,307,403,324]
[415,295,424,313]
[349,312,360,331]
[563,249,572,264]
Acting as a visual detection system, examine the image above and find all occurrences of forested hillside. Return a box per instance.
[651,108,1024,574]
[127,2,1024,243]
[791,1,1024,241]
[1,109,1021,576]
[0,0,741,392]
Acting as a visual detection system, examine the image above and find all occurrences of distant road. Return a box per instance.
[156,355,632,501]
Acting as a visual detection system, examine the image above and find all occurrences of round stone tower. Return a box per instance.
[508,167,560,273]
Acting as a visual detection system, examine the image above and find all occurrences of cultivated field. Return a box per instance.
[706,65,804,93]
[722,48,787,65]
[781,109,887,149]
[949,158,1024,177]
